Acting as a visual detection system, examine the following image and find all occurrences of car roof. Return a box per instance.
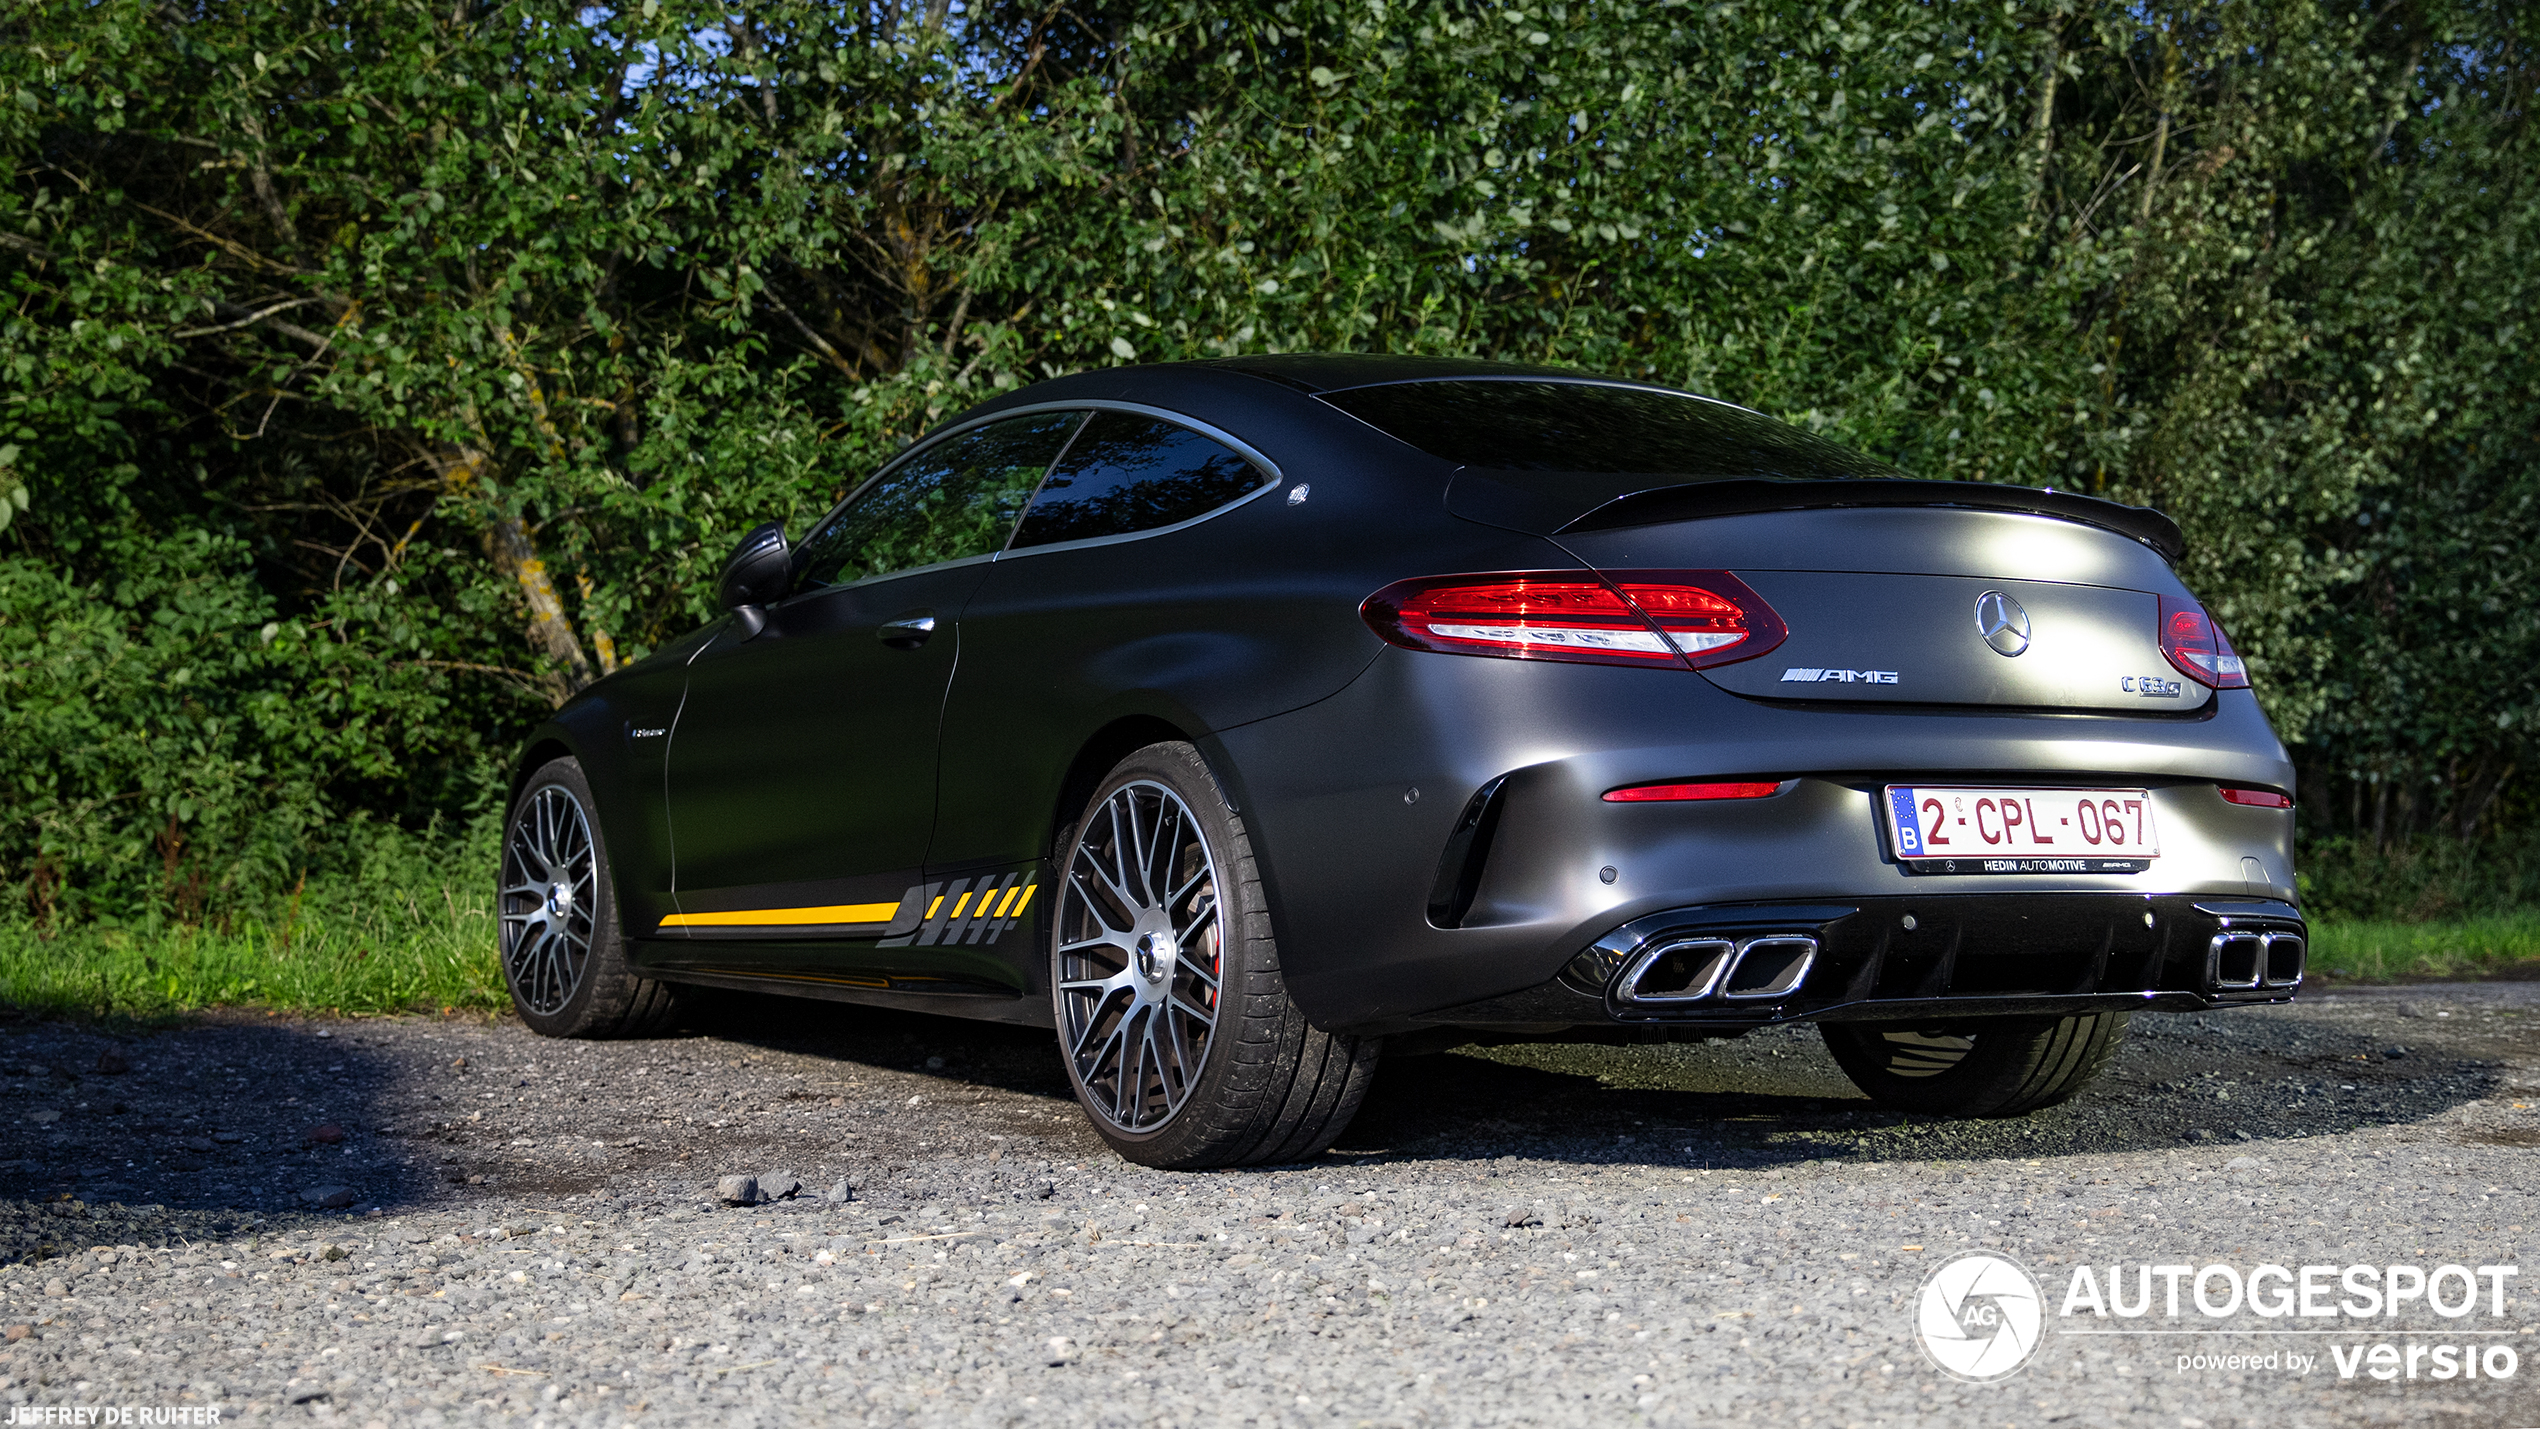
[942,357,2188,560]
[1185,353,1627,394]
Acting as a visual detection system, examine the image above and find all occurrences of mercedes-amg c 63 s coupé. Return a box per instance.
[498,355,2303,1168]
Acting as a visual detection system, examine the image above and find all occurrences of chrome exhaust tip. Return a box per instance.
[1613,934,1818,1008]
[2209,932,2265,990]
[2261,932,2306,989]
[1720,935,1818,999]
[1615,938,1736,1004]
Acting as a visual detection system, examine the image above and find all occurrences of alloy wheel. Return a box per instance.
[500,784,599,1017]
[1056,780,1225,1133]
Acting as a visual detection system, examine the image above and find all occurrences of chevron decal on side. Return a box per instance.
[876,872,1039,948]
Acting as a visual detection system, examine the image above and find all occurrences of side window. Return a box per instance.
[794,411,1083,588]
[1007,411,1273,550]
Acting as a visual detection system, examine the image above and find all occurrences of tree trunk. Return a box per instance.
[429,442,596,704]
[486,514,596,703]
[2139,27,2179,225]
[2024,17,2066,217]
[2458,758,2515,842]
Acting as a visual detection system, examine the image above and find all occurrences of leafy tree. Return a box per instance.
[2,0,2534,920]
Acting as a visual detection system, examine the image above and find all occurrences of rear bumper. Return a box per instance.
[1211,645,2298,1033]
[1398,893,2304,1035]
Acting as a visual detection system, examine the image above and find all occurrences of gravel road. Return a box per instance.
[3,981,2534,1427]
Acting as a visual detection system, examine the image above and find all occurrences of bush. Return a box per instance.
[0,528,511,923]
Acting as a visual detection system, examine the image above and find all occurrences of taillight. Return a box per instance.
[2218,786,2292,809]
[1603,781,1786,803]
[2158,595,2249,689]
[1361,571,1786,670]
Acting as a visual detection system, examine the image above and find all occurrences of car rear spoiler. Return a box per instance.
[1447,470,2187,563]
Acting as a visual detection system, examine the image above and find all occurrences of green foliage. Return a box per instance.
[0,815,505,1015]
[1,0,2535,925]
[0,525,515,919]
[2296,831,2540,924]
[2307,911,2540,985]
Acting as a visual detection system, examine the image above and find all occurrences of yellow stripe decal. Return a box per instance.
[994,884,1022,918]
[926,895,945,919]
[1009,884,1037,918]
[949,890,975,919]
[659,901,902,929]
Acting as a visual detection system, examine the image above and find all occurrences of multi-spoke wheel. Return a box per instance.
[1056,779,1226,1134]
[497,758,682,1038]
[501,784,598,1017]
[1821,1012,2131,1117]
[1050,742,1381,1168]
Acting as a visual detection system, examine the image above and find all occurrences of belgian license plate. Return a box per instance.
[1883,785,2158,874]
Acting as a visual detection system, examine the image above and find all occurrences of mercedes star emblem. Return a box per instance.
[1974,590,2031,656]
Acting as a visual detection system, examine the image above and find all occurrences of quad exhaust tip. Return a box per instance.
[2209,930,2305,991]
[1615,934,1819,1006]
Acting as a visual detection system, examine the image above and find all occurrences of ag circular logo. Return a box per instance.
[1914,1251,2044,1383]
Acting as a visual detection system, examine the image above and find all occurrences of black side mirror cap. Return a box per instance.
[716,521,791,617]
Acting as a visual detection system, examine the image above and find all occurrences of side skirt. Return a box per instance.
[637,960,1057,1029]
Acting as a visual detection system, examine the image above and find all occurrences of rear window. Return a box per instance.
[1009,411,1272,549]
[1319,380,1894,479]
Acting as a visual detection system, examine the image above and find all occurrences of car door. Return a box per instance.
[652,410,1084,970]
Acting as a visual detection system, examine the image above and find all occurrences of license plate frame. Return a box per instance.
[1882,785,2158,875]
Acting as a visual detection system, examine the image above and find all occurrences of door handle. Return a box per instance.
[878,611,937,650]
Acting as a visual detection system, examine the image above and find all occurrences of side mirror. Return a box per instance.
[716,521,791,638]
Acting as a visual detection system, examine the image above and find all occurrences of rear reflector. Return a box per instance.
[1603,780,1785,803]
[1362,570,1786,670]
[2218,786,2293,809]
[2158,595,2250,689]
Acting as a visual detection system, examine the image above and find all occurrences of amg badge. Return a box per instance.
[1782,668,1901,685]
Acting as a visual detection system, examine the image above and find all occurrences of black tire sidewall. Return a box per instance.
[1051,742,1266,1167]
[1821,1013,2122,1118]
[501,758,628,1038]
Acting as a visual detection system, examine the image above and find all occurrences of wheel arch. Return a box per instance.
[1049,714,1195,855]
[506,731,581,812]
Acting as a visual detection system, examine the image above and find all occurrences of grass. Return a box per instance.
[0,881,505,1020]
[2305,910,2540,985]
[1,869,2535,1020]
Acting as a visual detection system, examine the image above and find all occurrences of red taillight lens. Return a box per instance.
[2218,786,2293,809]
[2158,595,2250,689]
[1603,781,1786,803]
[1361,571,1786,670]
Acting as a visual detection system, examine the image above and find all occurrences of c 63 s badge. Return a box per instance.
[2122,674,2184,698]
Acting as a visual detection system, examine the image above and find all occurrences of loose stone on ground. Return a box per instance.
[2,983,2533,1425]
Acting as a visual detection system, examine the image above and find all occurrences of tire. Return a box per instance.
[1050,741,1379,1169]
[1819,1010,2130,1117]
[497,758,683,1039]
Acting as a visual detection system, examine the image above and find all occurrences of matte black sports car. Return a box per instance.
[499,356,2303,1168]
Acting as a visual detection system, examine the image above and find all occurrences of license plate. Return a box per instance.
[1883,785,2158,874]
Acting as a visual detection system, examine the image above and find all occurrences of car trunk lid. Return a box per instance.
[1553,505,2210,714]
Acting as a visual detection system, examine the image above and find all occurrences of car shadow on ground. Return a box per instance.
[1336,1002,2516,1171]
[674,988,1080,1098]
[676,986,2517,1174]
[0,980,2517,1246]
[0,1009,460,1258]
